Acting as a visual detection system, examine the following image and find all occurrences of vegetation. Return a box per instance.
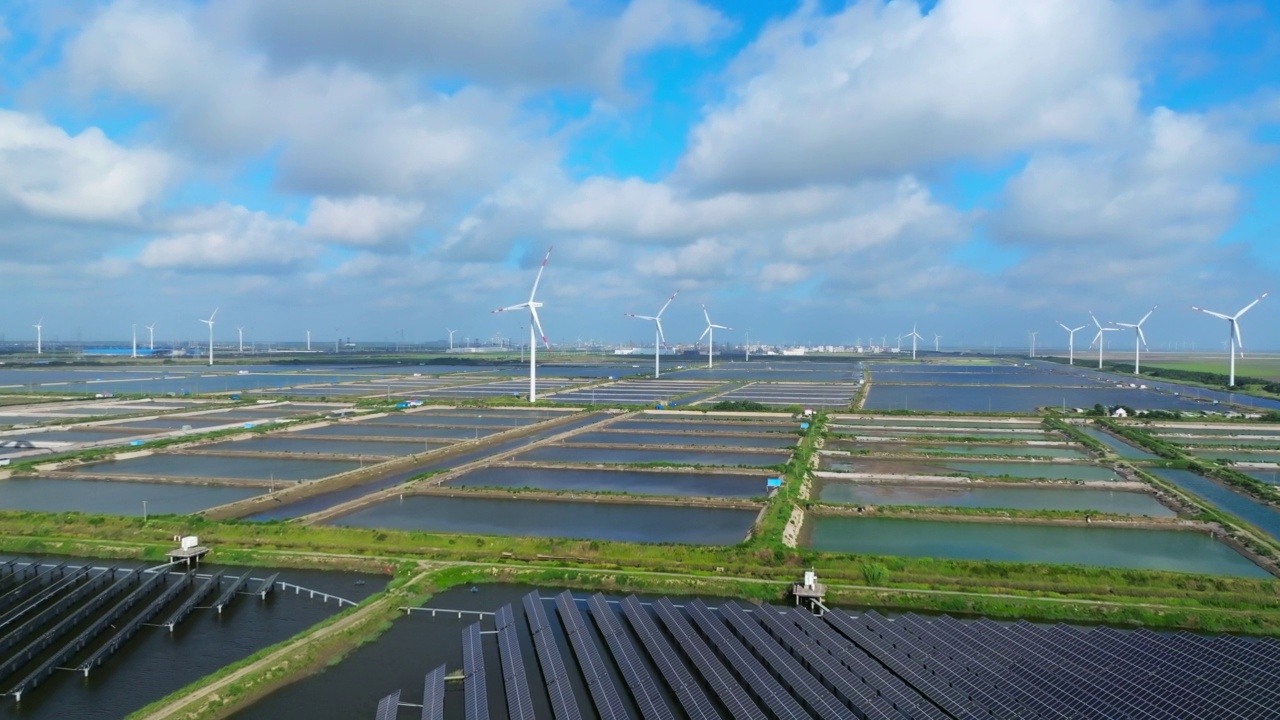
[710,400,771,412]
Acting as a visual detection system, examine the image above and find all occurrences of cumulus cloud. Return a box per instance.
[0,109,170,224]
[303,195,424,248]
[138,204,314,272]
[679,0,1140,191]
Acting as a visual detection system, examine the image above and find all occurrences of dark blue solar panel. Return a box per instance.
[495,605,536,720]
[523,591,582,720]
[651,598,764,720]
[588,593,674,720]
[555,591,628,720]
[619,596,721,720]
[421,664,445,720]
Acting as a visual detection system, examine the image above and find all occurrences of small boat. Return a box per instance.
[469,586,479,593]
[354,579,366,586]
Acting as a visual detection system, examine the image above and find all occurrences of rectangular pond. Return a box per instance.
[1072,426,1160,460]
[204,437,428,457]
[815,481,1174,516]
[77,454,361,481]
[1148,468,1280,543]
[329,495,756,545]
[824,440,1088,459]
[830,426,1060,441]
[820,457,1121,481]
[292,423,501,440]
[863,385,1213,413]
[607,419,797,433]
[444,466,768,499]
[517,446,789,467]
[571,431,797,449]
[804,517,1268,577]
[0,477,264,515]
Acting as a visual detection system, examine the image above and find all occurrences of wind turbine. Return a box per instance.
[33,319,42,355]
[1190,292,1268,387]
[199,308,218,366]
[238,326,245,354]
[1056,321,1087,366]
[492,246,553,401]
[625,290,678,377]
[1112,306,1157,375]
[446,328,456,351]
[934,334,941,353]
[1029,330,1038,358]
[131,324,138,359]
[906,324,922,360]
[699,304,731,369]
[146,323,156,352]
[1087,312,1117,370]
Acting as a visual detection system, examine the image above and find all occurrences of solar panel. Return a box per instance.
[495,605,536,720]
[651,598,765,720]
[619,595,721,720]
[374,689,400,720]
[522,591,582,720]
[588,593,674,720]
[717,601,857,720]
[462,622,489,720]
[421,665,445,720]
[554,591,628,720]
[683,600,812,720]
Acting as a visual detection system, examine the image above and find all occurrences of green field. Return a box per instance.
[1130,353,1280,382]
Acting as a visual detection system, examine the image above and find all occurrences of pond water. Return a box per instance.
[0,477,264,515]
[330,495,756,545]
[516,446,789,467]
[816,481,1173,516]
[863,385,1213,413]
[203,437,428,457]
[445,466,768,499]
[824,439,1087,459]
[805,517,1268,577]
[292,423,501,440]
[819,456,1120,481]
[1148,468,1280,543]
[571,431,797,449]
[1192,451,1280,464]
[78,454,361,481]
[831,427,1060,441]
[1074,426,1160,460]
[607,419,797,434]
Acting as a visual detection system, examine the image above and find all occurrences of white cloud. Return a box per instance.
[679,0,1140,191]
[0,109,170,224]
[138,205,313,271]
[303,195,424,248]
[635,237,735,278]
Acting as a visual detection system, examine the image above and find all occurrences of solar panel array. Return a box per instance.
[421,664,445,720]
[387,594,1280,720]
[374,689,400,720]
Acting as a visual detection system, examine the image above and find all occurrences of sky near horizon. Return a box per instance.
[1,0,1278,349]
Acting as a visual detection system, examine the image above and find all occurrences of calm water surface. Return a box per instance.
[1074,426,1160,460]
[80,454,360,481]
[517,446,788,467]
[446,466,768,499]
[203,436,427,457]
[820,457,1120,481]
[1148,468,1280,542]
[816,481,1173,516]
[0,477,263,514]
[571,431,797,448]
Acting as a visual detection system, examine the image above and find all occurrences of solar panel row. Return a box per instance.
[587,593,674,720]
[523,591,582,720]
[421,664,445,720]
[495,605,536,720]
[554,591,629,720]
[374,689,400,720]
[461,622,489,720]
[651,598,765,720]
[619,595,721,720]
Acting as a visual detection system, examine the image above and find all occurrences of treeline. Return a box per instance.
[1099,361,1280,394]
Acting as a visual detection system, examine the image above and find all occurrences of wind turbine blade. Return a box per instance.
[1235,292,1268,319]
[698,327,710,343]
[1072,326,1086,333]
[1137,326,1148,349]
[702,304,712,326]
[1139,306,1156,326]
[626,314,657,321]
[1233,321,1244,355]
[1190,306,1231,321]
[656,290,678,318]
[1089,311,1103,329]
[711,324,729,330]
[492,302,530,314]
[209,307,219,322]
[655,319,666,347]
[1056,321,1069,332]
[529,306,548,348]
[528,246,553,302]
[1089,330,1102,348]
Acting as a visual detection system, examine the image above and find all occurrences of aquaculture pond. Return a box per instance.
[202,437,428,457]
[291,423,502,440]
[570,431,797,448]
[824,439,1088,459]
[0,477,264,515]
[819,456,1121,481]
[516,446,789,467]
[1146,468,1280,543]
[815,481,1173,516]
[329,495,757,545]
[444,466,768,499]
[77,454,361,481]
[805,517,1268,577]
[1073,426,1160,460]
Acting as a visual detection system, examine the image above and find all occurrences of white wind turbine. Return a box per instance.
[625,291,678,377]
[1056,321,1087,366]
[33,319,42,355]
[1112,306,1157,375]
[238,326,245,354]
[934,334,941,352]
[199,308,218,366]
[1191,292,1268,387]
[446,328,456,351]
[146,323,156,352]
[699,304,731,369]
[492,247,553,401]
[1029,330,1038,358]
[906,324,922,360]
[131,324,138,359]
[1087,312,1117,370]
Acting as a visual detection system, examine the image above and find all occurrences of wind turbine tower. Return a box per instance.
[1029,331,1038,358]
[238,326,245,354]
[306,330,311,351]
[132,324,138,359]
[934,334,941,353]
[492,246,553,401]
[1087,312,1117,370]
[626,291,678,377]
[1056,322,1086,366]
[33,319,42,355]
[199,308,218,367]
[446,328,456,351]
[906,324,922,360]
[1191,293,1268,387]
[146,323,156,352]
[699,304,731,369]
[1113,306,1157,375]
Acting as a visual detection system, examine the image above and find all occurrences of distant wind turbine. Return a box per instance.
[906,324,922,360]
[934,334,941,353]
[1087,312,1118,370]
[33,319,42,355]
[1056,321,1087,366]
[199,308,218,366]
[1029,330,1038,358]
[1112,306,1157,375]
[446,328,456,351]
[146,322,156,352]
[699,304,731,369]
[1190,293,1267,387]
[131,324,138,359]
[492,247,553,401]
[238,326,245,354]
[625,290,678,377]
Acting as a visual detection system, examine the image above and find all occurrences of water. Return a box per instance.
[291,424,500,440]
[445,466,769,499]
[1193,451,1280,464]
[816,481,1174,516]
[2,429,141,444]
[243,413,609,520]
[570,431,798,449]
[869,369,1109,386]
[202,437,429,456]
[78,454,360,481]
[831,427,1059,441]
[863,385,1217,413]
[102,417,242,431]
[1147,426,1280,438]
[824,440,1087,459]
[1074,426,1160,460]
[820,457,1120,481]
[0,477,263,515]
[805,517,1269,577]
[831,418,1047,429]
[1026,359,1280,412]
[607,419,797,433]
[1169,437,1280,449]
[375,412,567,426]
[330,495,756,545]
[0,554,385,719]
[1243,470,1280,485]
[1147,468,1280,543]
[516,446,789,467]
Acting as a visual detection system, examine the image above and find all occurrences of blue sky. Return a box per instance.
[0,0,1277,349]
